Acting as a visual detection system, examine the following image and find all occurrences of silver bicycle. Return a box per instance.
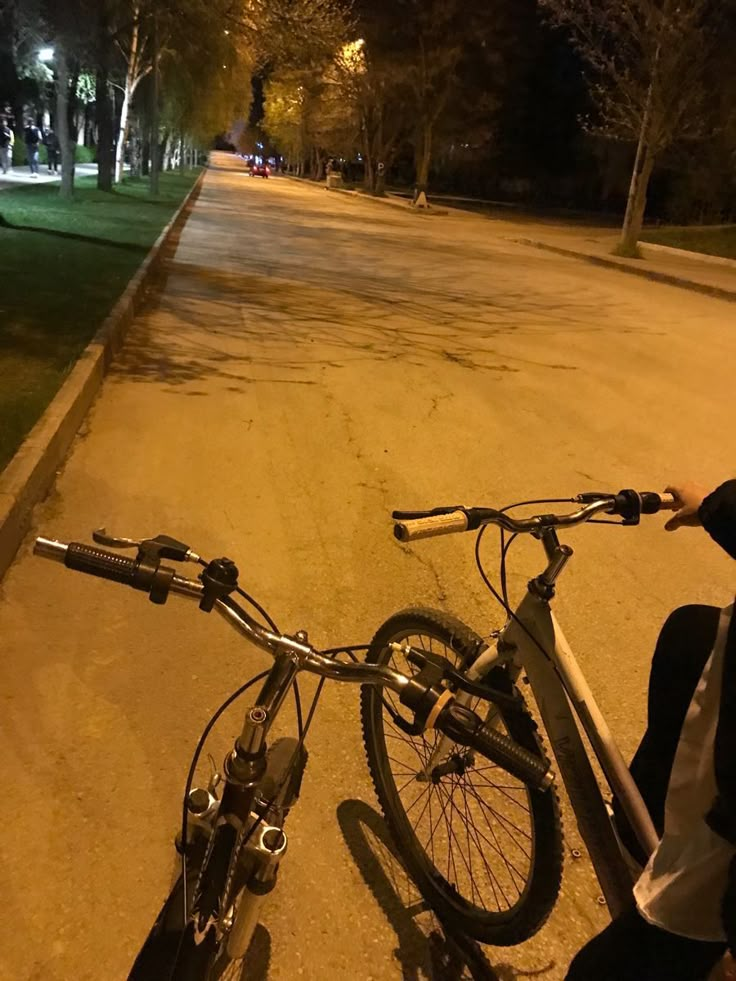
[360,488,677,947]
[33,528,552,979]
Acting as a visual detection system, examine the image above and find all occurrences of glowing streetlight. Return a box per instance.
[38,47,54,63]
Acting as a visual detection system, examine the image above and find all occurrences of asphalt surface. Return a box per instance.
[2,152,735,981]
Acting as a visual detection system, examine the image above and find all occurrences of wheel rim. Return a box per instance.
[377,627,537,921]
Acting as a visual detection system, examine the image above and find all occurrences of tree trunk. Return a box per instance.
[619,111,657,255]
[149,13,160,195]
[161,130,171,171]
[115,2,142,183]
[618,48,660,256]
[130,128,141,177]
[619,145,655,254]
[361,124,373,192]
[413,118,433,207]
[68,67,80,142]
[96,10,113,192]
[56,51,75,199]
[96,75,113,190]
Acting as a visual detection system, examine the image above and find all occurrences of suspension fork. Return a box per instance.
[191,651,301,942]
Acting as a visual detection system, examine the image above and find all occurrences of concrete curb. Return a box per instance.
[639,240,736,270]
[281,173,448,215]
[511,237,736,303]
[0,168,207,580]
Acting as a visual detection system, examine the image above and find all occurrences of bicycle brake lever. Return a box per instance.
[391,643,522,711]
[93,528,202,564]
[93,528,142,549]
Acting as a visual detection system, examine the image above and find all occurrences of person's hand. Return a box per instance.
[664,481,710,531]
[717,951,736,981]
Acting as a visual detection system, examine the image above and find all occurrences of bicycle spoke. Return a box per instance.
[441,780,520,906]
[403,782,432,817]
[430,780,491,904]
[408,783,434,827]
[427,778,436,866]
[462,781,532,879]
[372,622,547,928]
[395,772,423,794]
[436,778,510,909]
[468,771,531,813]
[465,777,533,845]
[458,781,510,910]
[459,774,486,909]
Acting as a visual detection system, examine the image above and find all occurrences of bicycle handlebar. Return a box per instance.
[33,536,554,793]
[393,490,677,543]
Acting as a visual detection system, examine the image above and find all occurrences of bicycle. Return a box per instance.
[33,528,552,980]
[360,488,679,948]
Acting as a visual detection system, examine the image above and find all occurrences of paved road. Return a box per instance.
[2,152,735,981]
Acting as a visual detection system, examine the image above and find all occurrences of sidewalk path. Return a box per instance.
[1,152,734,981]
[376,186,736,300]
[502,220,736,301]
[0,162,99,189]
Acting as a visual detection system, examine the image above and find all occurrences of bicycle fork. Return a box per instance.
[188,649,302,959]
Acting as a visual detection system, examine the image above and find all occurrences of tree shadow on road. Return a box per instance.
[112,254,625,391]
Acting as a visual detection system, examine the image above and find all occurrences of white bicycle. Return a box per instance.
[361,488,676,946]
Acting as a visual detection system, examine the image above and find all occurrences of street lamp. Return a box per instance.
[38,47,54,63]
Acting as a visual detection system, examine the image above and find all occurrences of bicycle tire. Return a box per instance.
[360,608,563,946]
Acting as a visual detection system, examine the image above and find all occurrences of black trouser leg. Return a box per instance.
[613,604,720,863]
[565,906,726,980]
[569,606,725,980]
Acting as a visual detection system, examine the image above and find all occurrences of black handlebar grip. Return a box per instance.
[436,702,553,791]
[65,542,139,586]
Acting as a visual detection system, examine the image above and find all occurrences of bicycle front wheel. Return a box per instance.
[360,608,563,945]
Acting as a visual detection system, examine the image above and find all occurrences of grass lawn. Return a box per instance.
[0,170,200,471]
[641,224,736,260]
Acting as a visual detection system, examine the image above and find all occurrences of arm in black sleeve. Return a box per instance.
[699,480,736,560]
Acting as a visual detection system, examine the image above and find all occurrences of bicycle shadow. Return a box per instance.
[337,798,500,980]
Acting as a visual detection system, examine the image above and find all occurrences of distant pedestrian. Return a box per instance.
[24,118,41,178]
[43,127,59,174]
[0,117,12,174]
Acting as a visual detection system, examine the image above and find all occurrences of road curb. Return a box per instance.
[280,173,449,215]
[0,167,207,581]
[639,240,736,270]
[511,237,736,303]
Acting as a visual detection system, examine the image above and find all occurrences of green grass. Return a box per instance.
[641,225,736,260]
[0,170,200,471]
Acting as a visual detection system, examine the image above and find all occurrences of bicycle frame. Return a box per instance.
[466,576,659,917]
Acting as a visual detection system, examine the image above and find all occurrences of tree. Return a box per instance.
[352,50,408,194]
[539,0,713,254]
[156,0,255,168]
[262,75,310,171]
[112,2,150,184]
[260,0,355,178]
[2,0,98,197]
[399,0,507,207]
